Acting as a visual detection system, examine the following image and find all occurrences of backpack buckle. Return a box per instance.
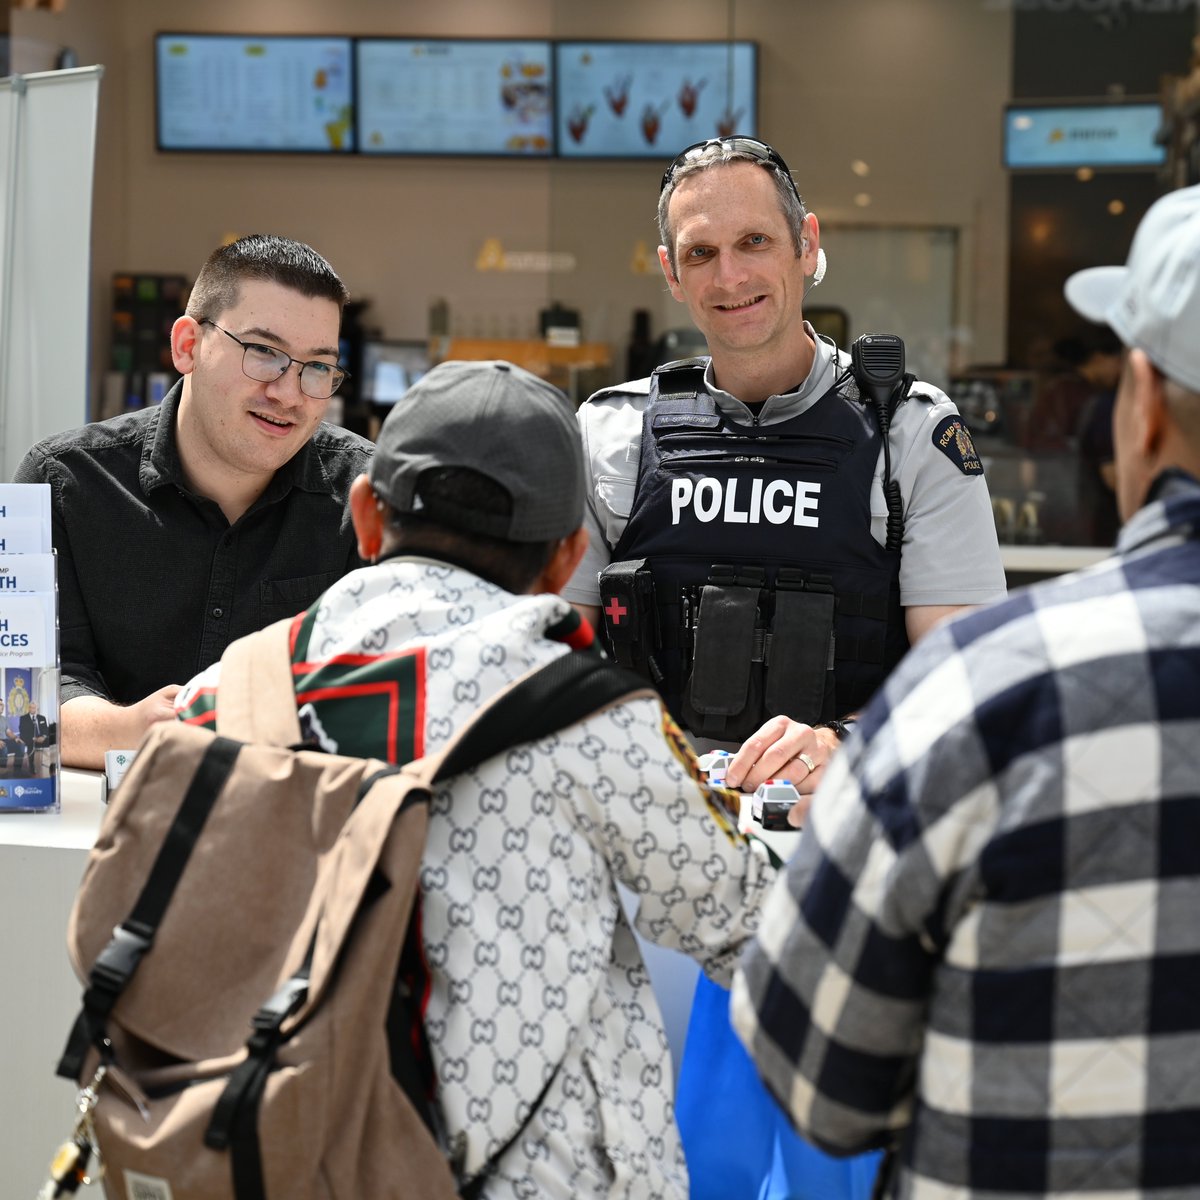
[87,924,153,1010]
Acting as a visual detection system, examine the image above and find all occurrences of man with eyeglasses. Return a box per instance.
[564,135,1005,797]
[14,233,372,768]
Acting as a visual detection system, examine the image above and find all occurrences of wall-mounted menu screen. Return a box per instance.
[555,40,757,159]
[356,38,554,156]
[156,34,355,152]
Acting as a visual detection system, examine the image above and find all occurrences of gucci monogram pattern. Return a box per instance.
[178,558,776,1198]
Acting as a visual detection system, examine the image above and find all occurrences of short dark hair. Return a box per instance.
[657,144,808,278]
[185,234,349,322]
[382,467,557,594]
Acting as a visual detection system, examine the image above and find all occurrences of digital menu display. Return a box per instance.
[356,39,554,156]
[1004,103,1165,169]
[156,34,354,153]
[555,41,757,159]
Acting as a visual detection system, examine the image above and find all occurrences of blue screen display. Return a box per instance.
[1004,103,1164,169]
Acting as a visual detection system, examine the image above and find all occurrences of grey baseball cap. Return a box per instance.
[368,359,585,542]
[1065,183,1200,392]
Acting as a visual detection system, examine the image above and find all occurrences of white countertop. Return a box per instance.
[0,768,106,850]
[1,768,801,859]
[1000,544,1110,573]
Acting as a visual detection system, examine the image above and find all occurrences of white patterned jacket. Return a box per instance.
[178,556,776,1199]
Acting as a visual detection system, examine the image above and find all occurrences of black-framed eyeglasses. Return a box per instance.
[200,320,348,400]
[660,136,803,208]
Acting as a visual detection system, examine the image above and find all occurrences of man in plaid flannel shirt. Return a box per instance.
[731,184,1200,1196]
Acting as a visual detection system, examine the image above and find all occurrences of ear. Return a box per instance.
[535,527,590,596]
[1128,349,1168,459]
[801,213,821,274]
[170,315,202,375]
[349,473,385,562]
[658,245,685,303]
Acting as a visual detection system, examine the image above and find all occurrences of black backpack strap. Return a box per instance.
[56,735,245,1079]
[458,1056,567,1200]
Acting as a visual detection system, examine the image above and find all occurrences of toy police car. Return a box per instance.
[696,749,732,787]
[751,779,801,831]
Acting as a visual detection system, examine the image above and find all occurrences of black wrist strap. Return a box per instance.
[814,716,858,741]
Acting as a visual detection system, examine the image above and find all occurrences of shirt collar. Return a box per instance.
[1116,468,1200,555]
[702,323,841,421]
[140,379,185,493]
[139,377,338,503]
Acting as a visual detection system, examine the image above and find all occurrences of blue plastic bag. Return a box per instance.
[676,974,882,1200]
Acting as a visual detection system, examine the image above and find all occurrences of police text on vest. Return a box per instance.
[670,477,820,526]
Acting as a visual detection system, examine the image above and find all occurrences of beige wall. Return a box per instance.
[14,0,1013,411]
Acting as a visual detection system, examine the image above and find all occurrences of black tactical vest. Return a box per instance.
[598,358,908,740]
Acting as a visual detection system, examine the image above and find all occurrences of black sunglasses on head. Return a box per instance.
[659,135,803,208]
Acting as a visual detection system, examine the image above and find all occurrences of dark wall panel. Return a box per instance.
[1007,172,1161,366]
[1012,6,1193,99]
[1006,5,1195,365]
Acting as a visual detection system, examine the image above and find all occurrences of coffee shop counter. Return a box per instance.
[1,768,107,1196]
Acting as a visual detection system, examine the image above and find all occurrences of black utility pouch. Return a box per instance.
[682,565,766,741]
[598,558,660,682]
[765,569,836,724]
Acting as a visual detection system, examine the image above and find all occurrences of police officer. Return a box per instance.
[564,136,1006,795]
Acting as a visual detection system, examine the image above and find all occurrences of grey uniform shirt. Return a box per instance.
[564,329,1007,611]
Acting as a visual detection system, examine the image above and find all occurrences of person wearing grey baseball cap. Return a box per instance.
[366,358,586,545]
[352,358,589,592]
[730,191,1200,1198]
[176,355,779,1199]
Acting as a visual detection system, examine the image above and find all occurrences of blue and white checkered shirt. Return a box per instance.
[732,469,1200,1198]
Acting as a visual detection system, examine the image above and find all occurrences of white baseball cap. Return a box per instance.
[1065,184,1200,393]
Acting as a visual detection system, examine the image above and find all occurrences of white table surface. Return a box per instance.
[1,765,106,847]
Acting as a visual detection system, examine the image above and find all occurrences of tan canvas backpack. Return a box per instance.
[46,618,644,1199]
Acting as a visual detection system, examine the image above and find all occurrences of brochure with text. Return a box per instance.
[0,484,58,812]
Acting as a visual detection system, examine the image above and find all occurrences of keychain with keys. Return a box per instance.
[37,1064,107,1198]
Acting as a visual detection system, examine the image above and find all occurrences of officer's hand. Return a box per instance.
[725,716,842,795]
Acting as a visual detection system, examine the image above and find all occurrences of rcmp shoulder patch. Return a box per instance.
[932,415,984,476]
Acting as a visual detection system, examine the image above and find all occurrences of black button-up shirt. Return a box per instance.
[13,381,373,705]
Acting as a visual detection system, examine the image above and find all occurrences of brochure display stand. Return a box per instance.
[0,482,58,811]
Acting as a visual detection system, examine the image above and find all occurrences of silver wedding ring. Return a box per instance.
[797,752,816,775]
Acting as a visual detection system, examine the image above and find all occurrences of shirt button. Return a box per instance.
[212,607,224,619]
